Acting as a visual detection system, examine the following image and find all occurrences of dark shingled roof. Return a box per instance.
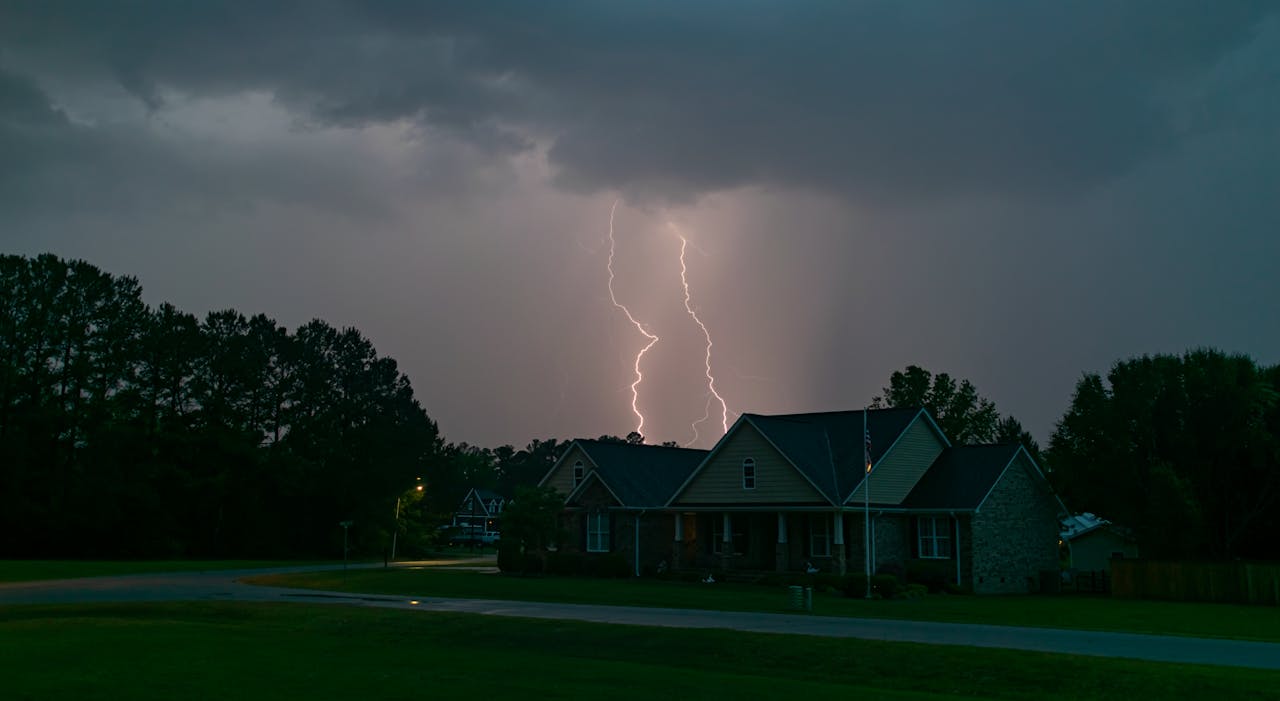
[742,407,925,502]
[901,444,1022,510]
[575,440,707,507]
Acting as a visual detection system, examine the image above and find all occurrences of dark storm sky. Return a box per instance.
[3,2,1278,448]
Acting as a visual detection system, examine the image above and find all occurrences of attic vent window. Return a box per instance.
[742,458,756,490]
[573,460,584,487]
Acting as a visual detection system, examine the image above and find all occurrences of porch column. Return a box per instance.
[720,513,733,570]
[775,513,789,572]
[672,513,684,569]
[832,511,847,575]
[955,516,962,587]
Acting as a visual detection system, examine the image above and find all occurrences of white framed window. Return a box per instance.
[573,460,585,487]
[809,514,831,557]
[742,458,756,489]
[587,511,609,552]
[917,516,953,559]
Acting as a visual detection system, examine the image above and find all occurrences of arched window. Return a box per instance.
[742,458,756,490]
[573,460,585,487]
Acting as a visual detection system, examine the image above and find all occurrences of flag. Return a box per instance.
[864,427,872,473]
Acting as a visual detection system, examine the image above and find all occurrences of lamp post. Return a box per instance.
[339,520,353,573]
[390,481,423,562]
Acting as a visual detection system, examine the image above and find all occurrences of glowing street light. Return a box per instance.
[390,479,424,562]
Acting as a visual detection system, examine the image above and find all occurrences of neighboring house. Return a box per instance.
[542,440,708,576]
[540,408,1068,593]
[452,488,505,543]
[1060,512,1139,572]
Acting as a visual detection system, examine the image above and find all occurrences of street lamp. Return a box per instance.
[339,520,354,573]
[390,480,424,562]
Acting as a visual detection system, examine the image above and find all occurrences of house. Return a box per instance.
[539,407,1067,594]
[1060,512,1139,572]
[541,440,708,576]
[451,488,505,543]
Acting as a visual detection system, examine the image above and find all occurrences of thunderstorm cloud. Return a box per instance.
[2,2,1278,447]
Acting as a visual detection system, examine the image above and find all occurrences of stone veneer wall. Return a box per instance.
[873,515,909,572]
[969,455,1060,594]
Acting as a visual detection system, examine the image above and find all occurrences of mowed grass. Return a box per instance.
[1,602,1276,701]
[0,559,345,583]
[248,568,1280,642]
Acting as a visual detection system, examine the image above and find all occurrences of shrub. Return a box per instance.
[584,553,632,578]
[842,574,870,598]
[871,573,902,598]
[906,559,952,593]
[496,542,521,573]
[546,550,584,576]
[901,583,928,599]
[876,562,905,581]
[811,573,846,591]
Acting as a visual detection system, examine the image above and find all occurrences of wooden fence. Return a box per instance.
[1111,560,1280,605]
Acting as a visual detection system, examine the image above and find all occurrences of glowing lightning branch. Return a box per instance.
[676,229,730,444]
[607,200,660,436]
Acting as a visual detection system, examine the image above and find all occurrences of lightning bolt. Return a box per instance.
[675,227,730,443]
[607,200,660,437]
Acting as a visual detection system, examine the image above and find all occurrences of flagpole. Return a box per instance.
[864,408,871,599]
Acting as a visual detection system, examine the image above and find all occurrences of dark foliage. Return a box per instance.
[1046,350,1280,561]
[0,254,442,558]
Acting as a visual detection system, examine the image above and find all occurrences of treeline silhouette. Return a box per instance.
[1,254,439,558]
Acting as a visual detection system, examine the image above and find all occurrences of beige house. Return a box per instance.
[541,407,1068,593]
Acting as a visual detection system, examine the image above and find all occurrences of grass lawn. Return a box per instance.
[248,568,1280,642]
[1,602,1275,700]
[0,559,350,583]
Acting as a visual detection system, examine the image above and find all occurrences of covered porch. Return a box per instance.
[668,510,880,574]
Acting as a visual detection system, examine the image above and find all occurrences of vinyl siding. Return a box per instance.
[847,414,945,505]
[542,445,595,499]
[672,423,826,505]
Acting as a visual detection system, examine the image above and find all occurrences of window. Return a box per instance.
[742,458,756,490]
[809,514,831,557]
[587,511,609,552]
[917,516,953,559]
[573,460,585,487]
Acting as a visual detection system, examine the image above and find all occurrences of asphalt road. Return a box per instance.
[3,563,1278,671]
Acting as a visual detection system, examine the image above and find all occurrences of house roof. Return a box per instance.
[571,440,707,508]
[742,407,925,502]
[459,487,505,514]
[900,444,1022,510]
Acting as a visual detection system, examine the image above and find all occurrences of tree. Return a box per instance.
[499,485,566,572]
[0,254,445,559]
[1046,350,1280,560]
[995,416,1042,464]
[872,365,1001,445]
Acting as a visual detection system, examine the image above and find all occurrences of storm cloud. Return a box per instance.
[2,2,1278,447]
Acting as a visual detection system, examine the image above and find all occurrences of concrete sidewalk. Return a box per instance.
[3,564,1278,671]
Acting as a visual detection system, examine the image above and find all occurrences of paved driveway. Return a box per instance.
[3,563,1278,671]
